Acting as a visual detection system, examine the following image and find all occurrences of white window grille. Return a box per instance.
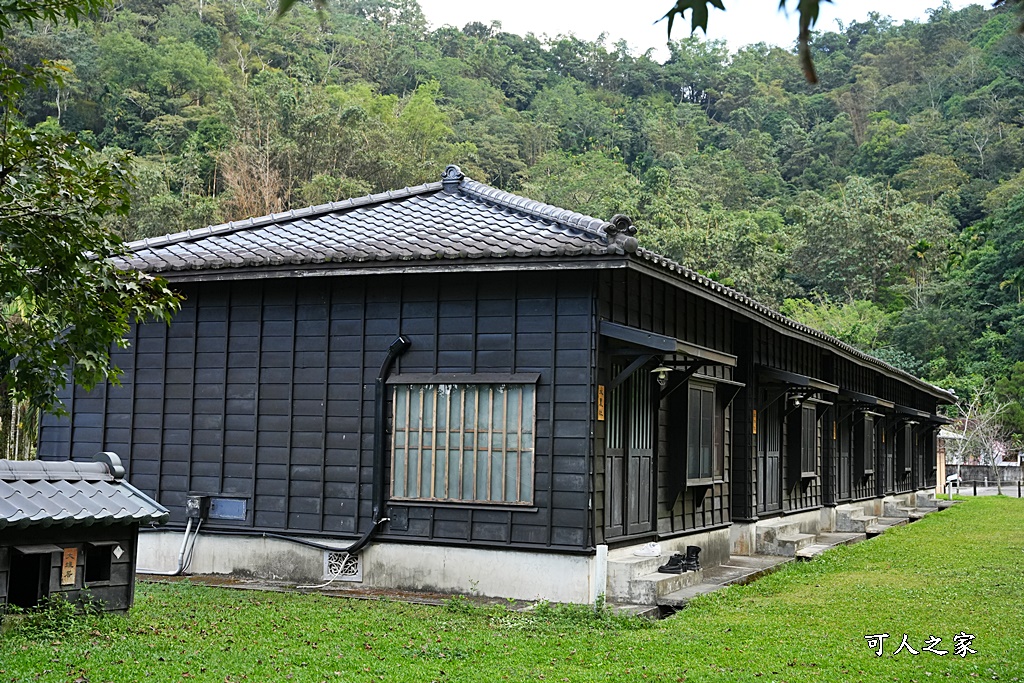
[390,378,537,505]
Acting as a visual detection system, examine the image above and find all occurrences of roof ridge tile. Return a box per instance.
[459,178,611,243]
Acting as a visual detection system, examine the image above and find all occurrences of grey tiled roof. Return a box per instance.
[0,453,169,530]
[122,167,639,275]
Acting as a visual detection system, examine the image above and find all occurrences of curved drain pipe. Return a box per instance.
[138,517,202,575]
[346,335,411,556]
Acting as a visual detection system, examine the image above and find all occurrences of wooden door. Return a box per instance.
[839,417,852,500]
[758,393,782,514]
[605,365,655,539]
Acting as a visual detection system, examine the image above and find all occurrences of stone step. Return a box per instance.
[627,568,704,605]
[755,518,810,556]
[883,500,911,518]
[606,546,680,601]
[608,603,661,619]
[774,533,817,557]
[607,551,669,584]
[836,511,878,533]
[659,554,792,607]
[888,505,927,521]
[756,518,803,540]
[657,582,721,607]
[795,532,865,561]
[866,516,909,537]
[937,499,959,510]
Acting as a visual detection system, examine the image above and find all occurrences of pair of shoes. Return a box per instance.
[633,542,662,557]
[657,553,685,574]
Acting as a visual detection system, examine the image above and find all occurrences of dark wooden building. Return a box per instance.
[0,452,168,612]
[38,166,953,604]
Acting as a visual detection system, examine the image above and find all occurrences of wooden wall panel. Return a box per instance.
[597,271,735,542]
[38,271,596,552]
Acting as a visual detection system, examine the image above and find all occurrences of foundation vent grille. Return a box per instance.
[323,551,362,582]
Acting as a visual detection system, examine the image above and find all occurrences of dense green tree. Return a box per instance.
[1,1,180,412]
[522,150,641,220]
[9,0,1024,428]
[792,176,956,301]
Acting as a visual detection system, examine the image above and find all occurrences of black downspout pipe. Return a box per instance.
[346,335,411,555]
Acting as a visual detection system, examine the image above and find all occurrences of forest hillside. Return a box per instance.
[5,0,1024,436]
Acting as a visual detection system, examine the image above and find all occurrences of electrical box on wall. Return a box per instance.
[208,497,247,521]
[185,495,209,520]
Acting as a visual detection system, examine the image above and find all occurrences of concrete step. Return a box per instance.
[607,551,668,582]
[657,582,721,607]
[608,603,661,619]
[883,500,911,518]
[866,516,909,537]
[836,510,879,533]
[885,505,930,521]
[795,532,865,561]
[627,568,704,605]
[903,507,934,521]
[755,518,815,556]
[659,554,792,608]
[937,499,960,510]
[774,533,817,556]
[606,548,673,601]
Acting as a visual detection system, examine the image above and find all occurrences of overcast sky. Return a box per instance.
[416,1,984,61]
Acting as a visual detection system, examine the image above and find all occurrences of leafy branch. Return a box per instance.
[660,0,1024,83]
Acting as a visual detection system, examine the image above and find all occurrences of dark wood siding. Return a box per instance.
[39,271,597,552]
[743,325,826,516]
[731,321,758,520]
[595,270,734,544]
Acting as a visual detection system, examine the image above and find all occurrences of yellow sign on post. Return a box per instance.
[597,385,605,421]
[61,547,78,586]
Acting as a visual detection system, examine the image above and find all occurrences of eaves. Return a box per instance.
[624,257,955,403]
[148,254,632,283]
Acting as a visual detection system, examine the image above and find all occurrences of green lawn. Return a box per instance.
[3,496,1023,682]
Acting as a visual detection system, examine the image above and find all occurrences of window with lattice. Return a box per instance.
[391,378,537,505]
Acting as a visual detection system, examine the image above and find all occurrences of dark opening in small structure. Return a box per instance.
[8,550,51,609]
[85,545,112,584]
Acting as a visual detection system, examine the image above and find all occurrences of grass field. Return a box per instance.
[2,496,1023,682]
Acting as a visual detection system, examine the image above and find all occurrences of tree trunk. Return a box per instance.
[0,384,37,460]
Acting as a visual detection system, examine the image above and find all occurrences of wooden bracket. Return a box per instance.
[609,353,656,390]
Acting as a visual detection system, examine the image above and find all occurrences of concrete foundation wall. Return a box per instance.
[362,544,595,604]
[660,527,732,569]
[730,488,936,556]
[139,531,597,603]
[731,507,823,556]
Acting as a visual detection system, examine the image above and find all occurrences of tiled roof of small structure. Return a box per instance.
[121,165,953,402]
[0,452,169,530]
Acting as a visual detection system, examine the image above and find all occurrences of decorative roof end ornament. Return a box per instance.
[602,214,639,254]
[441,164,465,194]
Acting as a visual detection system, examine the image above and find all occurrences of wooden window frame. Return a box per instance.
[854,411,881,477]
[389,374,539,506]
[799,403,819,478]
[896,422,914,475]
[686,381,724,486]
